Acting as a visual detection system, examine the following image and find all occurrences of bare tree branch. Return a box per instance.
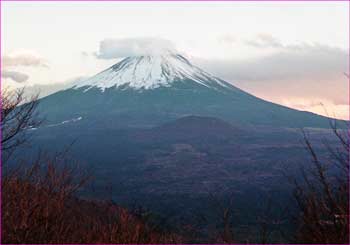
[1,87,41,156]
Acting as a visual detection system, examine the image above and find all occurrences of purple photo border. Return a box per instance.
[0,0,349,1]
[1,0,3,244]
[0,0,350,2]
[0,0,349,245]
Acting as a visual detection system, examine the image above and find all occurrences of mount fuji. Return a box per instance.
[23,53,344,227]
[37,53,334,128]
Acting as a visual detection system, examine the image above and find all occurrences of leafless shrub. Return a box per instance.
[1,87,41,159]
[2,152,182,244]
[292,120,349,243]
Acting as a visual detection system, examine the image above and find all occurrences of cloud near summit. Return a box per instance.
[95,37,177,59]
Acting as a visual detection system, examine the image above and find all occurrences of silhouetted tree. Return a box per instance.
[1,87,40,159]
[293,121,349,243]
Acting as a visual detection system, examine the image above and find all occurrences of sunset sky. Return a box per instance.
[1,1,349,119]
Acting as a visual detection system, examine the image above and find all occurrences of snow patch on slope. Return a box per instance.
[47,116,83,127]
[26,117,83,131]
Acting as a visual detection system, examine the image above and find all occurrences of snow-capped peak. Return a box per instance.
[73,53,230,91]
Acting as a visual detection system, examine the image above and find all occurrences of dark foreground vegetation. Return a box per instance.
[1,88,349,244]
[291,126,349,243]
[2,155,182,243]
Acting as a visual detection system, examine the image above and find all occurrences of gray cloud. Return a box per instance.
[2,70,29,83]
[81,51,90,57]
[3,53,48,68]
[195,43,348,110]
[245,33,283,48]
[196,43,348,82]
[218,35,237,45]
[95,37,176,59]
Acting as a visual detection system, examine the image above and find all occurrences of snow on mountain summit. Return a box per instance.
[73,53,230,91]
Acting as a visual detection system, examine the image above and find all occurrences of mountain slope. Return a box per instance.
[37,53,339,128]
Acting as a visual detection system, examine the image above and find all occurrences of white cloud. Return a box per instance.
[94,37,177,59]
